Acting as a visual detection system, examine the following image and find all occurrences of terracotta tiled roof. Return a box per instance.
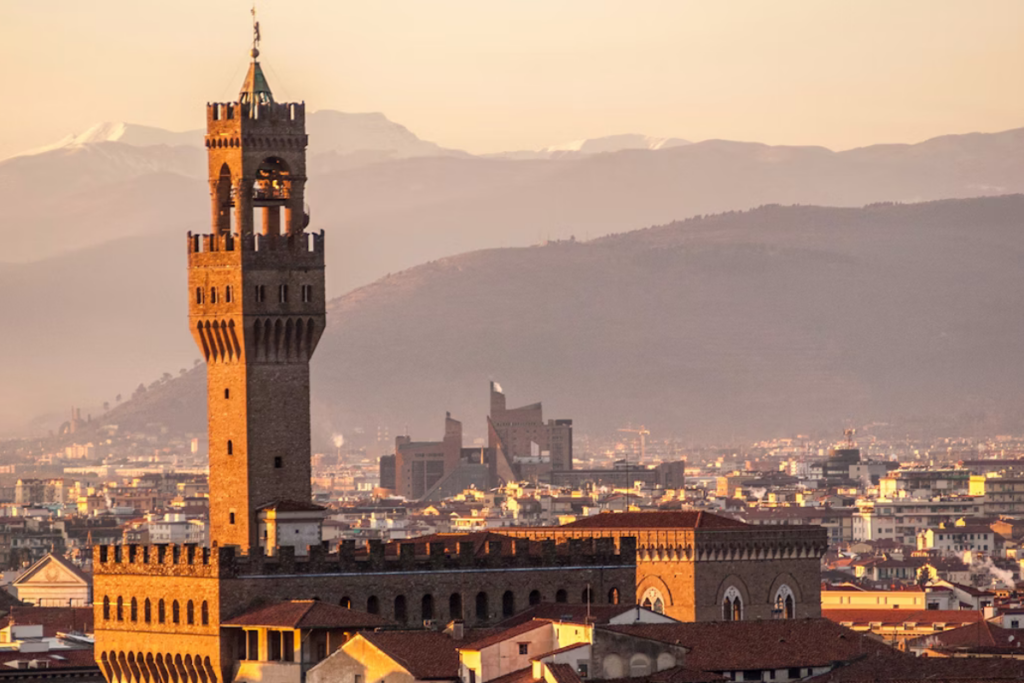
[497,603,655,628]
[223,600,390,629]
[0,648,98,669]
[601,619,892,671]
[461,620,550,650]
[1,607,93,637]
[257,500,325,512]
[604,666,724,683]
[545,663,582,683]
[805,651,1024,682]
[560,511,749,530]
[905,620,1020,652]
[487,667,537,683]
[361,630,460,680]
[823,609,984,627]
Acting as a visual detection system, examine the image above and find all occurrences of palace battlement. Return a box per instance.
[502,525,828,563]
[93,536,638,579]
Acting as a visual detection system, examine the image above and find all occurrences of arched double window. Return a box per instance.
[144,598,152,623]
[158,599,166,624]
[774,585,795,619]
[116,597,124,621]
[722,586,743,621]
[641,587,665,615]
[187,600,195,625]
[130,598,138,622]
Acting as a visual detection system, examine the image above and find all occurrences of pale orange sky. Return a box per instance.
[2,1,1023,159]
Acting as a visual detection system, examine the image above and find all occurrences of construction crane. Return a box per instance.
[618,425,651,462]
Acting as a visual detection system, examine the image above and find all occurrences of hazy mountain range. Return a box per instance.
[4,112,1024,436]
[82,196,1024,448]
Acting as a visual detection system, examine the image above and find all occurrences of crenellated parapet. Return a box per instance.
[93,536,637,580]
[501,524,828,564]
[187,231,324,265]
[206,101,306,134]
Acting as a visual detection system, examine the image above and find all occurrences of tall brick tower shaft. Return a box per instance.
[188,45,325,551]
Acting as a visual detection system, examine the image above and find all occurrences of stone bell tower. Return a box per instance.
[188,40,325,552]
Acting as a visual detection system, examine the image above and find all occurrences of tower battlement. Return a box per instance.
[207,100,305,128]
[93,536,638,579]
[186,230,324,261]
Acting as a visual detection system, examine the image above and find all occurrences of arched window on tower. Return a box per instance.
[449,593,462,620]
[130,598,138,622]
[172,600,180,624]
[144,598,151,623]
[476,592,489,621]
[116,597,123,621]
[196,288,204,305]
[366,596,379,615]
[421,594,434,621]
[210,287,218,304]
[103,597,110,621]
[158,599,166,624]
[186,600,194,625]
[555,589,567,604]
[279,284,289,303]
[225,286,233,303]
[394,595,407,624]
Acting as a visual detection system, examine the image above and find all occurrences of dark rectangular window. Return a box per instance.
[229,512,236,525]
[274,456,283,468]
[518,643,528,655]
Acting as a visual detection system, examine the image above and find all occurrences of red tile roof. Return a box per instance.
[601,619,892,671]
[487,667,537,683]
[257,500,325,512]
[604,666,724,683]
[223,600,390,629]
[560,512,749,530]
[360,630,460,680]
[545,663,582,683]
[805,652,1024,682]
[1,607,93,637]
[823,609,984,627]
[905,620,1021,652]
[461,620,551,650]
[497,603,651,628]
[0,648,98,669]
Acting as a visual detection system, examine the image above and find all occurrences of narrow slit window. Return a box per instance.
[225,286,233,303]
[279,284,288,303]
[210,287,218,304]
[227,440,233,455]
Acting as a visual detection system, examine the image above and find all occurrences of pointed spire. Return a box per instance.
[240,2,273,106]
[239,61,274,106]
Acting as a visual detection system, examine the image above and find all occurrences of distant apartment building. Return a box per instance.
[853,497,983,545]
[969,476,1024,515]
[148,512,207,545]
[879,469,971,498]
[490,382,572,476]
[917,523,996,554]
